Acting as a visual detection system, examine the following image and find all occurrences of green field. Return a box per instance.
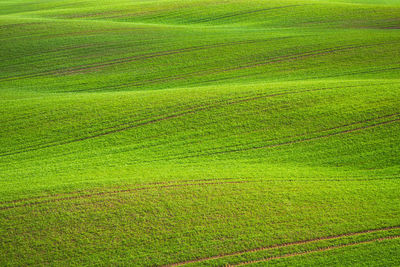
[1,0,400,265]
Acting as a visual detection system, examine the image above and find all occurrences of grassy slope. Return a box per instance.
[0,0,399,265]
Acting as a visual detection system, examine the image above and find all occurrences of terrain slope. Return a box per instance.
[0,0,399,265]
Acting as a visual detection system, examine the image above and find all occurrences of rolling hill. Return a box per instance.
[0,0,399,265]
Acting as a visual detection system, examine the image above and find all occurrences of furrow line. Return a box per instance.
[2,83,393,158]
[143,112,400,160]
[0,86,337,157]
[150,117,400,162]
[62,38,292,75]
[0,38,288,81]
[232,235,400,266]
[164,228,400,266]
[0,176,398,209]
[2,40,386,84]
[190,5,304,24]
[0,180,253,211]
[310,65,400,80]
[0,177,240,205]
[91,41,392,91]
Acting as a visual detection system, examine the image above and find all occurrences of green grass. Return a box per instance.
[0,0,399,266]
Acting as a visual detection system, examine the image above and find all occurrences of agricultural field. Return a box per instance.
[0,0,400,265]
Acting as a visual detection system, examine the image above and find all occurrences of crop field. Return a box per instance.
[1,0,400,265]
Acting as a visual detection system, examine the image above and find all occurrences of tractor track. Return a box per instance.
[0,180,254,211]
[0,85,348,157]
[0,38,290,81]
[189,5,304,24]
[144,116,400,163]
[2,41,393,85]
[84,41,396,91]
[232,235,400,266]
[164,227,400,266]
[138,112,399,161]
[0,177,240,205]
[1,175,398,211]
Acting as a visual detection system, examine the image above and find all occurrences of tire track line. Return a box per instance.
[309,65,400,80]
[0,38,289,81]
[1,175,398,207]
[0,177,240,206]
[1,175,399,210]
[79,91,267,133]
[217,43,395,74]
[0,95,227,152]
[232,235,400,266]
[164,227,400,266]
[2,40,387,84]
[89,41,394,91]
[2,83,395,157]
[63,8,171,19]
[3,44,98,65]
[146,116,400,162]
[0,27,141,42]
[144,112,399,161]
[59,39,279,75]
[190,5,304,24]
[0,180,254,211]
[0,86,338,157]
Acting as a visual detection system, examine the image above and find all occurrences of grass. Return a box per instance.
[0,0,399,265]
